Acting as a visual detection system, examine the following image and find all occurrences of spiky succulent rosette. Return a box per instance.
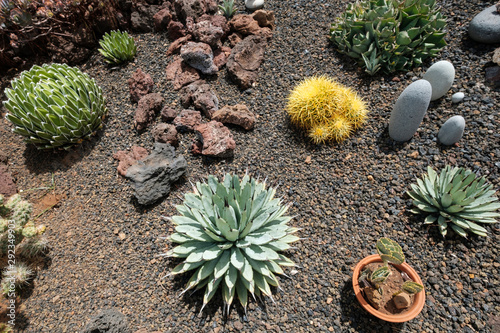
[408,166,500,238]
[98,30,137,65]
[287,75,368,143]
[163,173,299,313]
[3,63,107,150]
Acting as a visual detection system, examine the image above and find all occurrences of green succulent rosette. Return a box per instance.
[3,63,107,150]
[98,30,137,65]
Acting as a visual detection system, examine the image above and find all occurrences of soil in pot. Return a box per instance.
[361,262,415,316]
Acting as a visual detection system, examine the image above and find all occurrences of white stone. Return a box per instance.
[493,47,500,66]
[422,60,455,101]
[389,80,432,142]
[245,0,264,11]
[438,115,465,145]
[451,92,465,103]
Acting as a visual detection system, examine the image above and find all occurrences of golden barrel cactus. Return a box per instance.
[286,76,368,143]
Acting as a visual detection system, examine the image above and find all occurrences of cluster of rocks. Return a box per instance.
[82,308,162,333]
[389,60,466,146]
[468,4,500,87]
[158,1,276,89]
[116,66,257,205]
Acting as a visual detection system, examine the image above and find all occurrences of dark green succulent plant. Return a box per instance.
[3,63,107,150]
[408,166,500,238]
[163,173,299,313]
[98,30,137,65]
[330,0,447,75]
[218,0,236,18]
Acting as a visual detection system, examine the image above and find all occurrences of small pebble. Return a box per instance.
[451,92,465,103]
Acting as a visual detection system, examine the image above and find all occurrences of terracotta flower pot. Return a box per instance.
[352,254,425,323]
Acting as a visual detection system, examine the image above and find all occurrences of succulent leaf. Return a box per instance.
[98,30,137,65]
[163,174,298,311]
[408,166,499,238]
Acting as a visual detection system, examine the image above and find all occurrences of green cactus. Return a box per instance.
[330,0,447,75]
[376,237,405,265]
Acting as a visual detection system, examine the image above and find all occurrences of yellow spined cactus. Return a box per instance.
[286,75,368,143]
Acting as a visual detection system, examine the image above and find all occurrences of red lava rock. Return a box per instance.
[197,14,229,34]
[180,41,218,75]
[229,14,262,35]
[227,35,267,89]
[166,34,192,56]
[167,21,187,40]
[154,8,172,31]
[128,69,154,103]
[192,19,225,47]
[153,123,179,146]
[160,106,178,122]
[135,93,164,131]
[228,33,243,47]
[113,146,149,177]
[213,46,232,69]
[165,56,200,90]
[0,164,17,197]
[212,104,256,130]
[193,121,235,158]
[252,10,275,30]
[180,80,219,118]
[173,109,202,132]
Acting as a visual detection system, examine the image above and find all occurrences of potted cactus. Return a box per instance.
[352,238,425,322]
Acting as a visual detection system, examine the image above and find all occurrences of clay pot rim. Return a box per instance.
[352,254,425,323]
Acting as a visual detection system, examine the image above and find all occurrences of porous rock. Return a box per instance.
[227,35,266,89]
[468,5,500,44]
[165,56,200,90]
[438,115,465,146]
[193,121,235,158]
[125,143,187,205]
[180,80,219,118]
[154,8,172,31]
[153,123,179,146]
[212,104,256,130]
[128,69,154,103]
[167,20,187,40]
[161,106,178,122]
[228,33,243,47]
[389,80,432,142]
[213,46,232,69]
[180,41,218,74]
[174,0,217,23]
[113,146,149,177]
[173,109,202,132]
[192,16,227,47]
[0,165,17,197]
[229,14,262,35]
[252,9,275,29]
[135,93,164,131]
[165,34,192,56]
[131,3,158,33]
[81,308,131,333]
[422,60,455,101]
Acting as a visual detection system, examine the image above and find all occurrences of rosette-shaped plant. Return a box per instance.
[408,166,500,238]
[163,173,299,313]
[219,0,236,18]
[287,75,368,143]
[330,0,447,75]
[98,30,137,65]
[3,63,107,150]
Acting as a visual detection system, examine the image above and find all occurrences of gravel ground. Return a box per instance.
[0,0,499,332]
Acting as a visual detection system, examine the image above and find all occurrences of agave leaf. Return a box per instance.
[230,247,245,271]
[450,224,467,238]
[441,193,452,208]
[202,244,223,261]
[170,260,204,276]
[437,215,448,237]
[236,277,248,310]
[214,250,231,279]
[254,273,272,296]
[243,245,268,261]
[170,232,191,243]
[202,275,223,306]
[424,214,438,224]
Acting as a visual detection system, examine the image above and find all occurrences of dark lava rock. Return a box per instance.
[134,93,164,131]
[212,104,256,130]
[192,121,235,157]
[128,69,154,103]
[180,41,218,75]
[125,143,187,205]
[131,3,158,33]
[81,308,131,333]
[227,35,267,89]
[174,0,217,23]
